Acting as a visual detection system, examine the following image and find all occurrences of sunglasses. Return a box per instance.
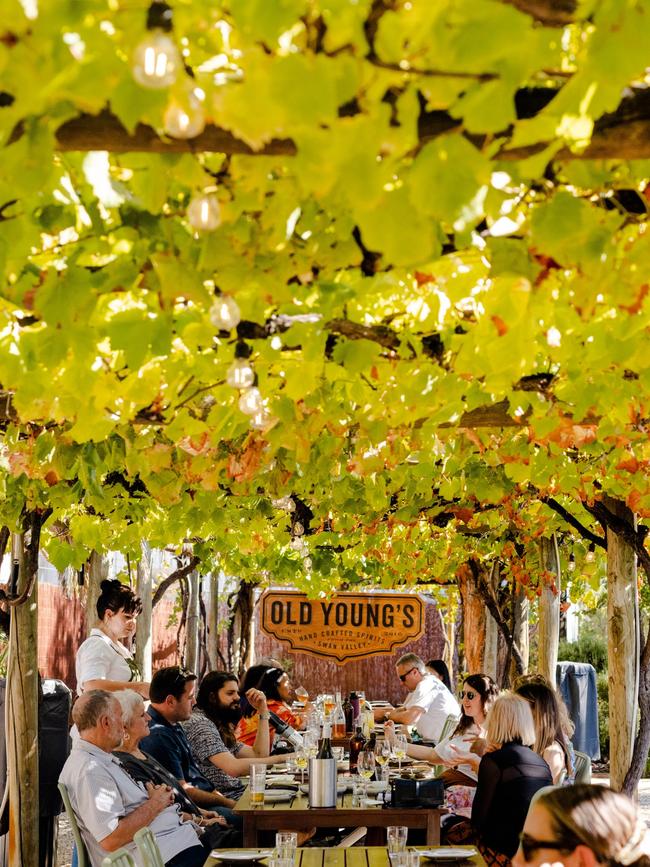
[399,667,417,682]
[459,690,477,700]
[518,833,575,862]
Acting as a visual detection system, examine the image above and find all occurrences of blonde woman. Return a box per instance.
[471,692,553,866]
[514,784,650,867]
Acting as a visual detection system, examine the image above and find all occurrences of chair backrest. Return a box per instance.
[134,827,165,867]
[573,750,592,784]
[101,850,136,867]
[527,784,558,812]
[58,782,90,867]
[438,714,460,744]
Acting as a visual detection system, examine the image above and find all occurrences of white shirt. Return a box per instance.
[59,738,200,867]
[404,674,461,742]
[433,721,484,780]
[75,629,134,695]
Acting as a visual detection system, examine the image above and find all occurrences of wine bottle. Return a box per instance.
[267,709,304,749]
[343,694,354,734]
[333,691,346,738]
[349,720,366,772]
[317,722,334,759]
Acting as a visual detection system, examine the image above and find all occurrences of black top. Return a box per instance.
[113,749,201,816]
[471,742,553,857]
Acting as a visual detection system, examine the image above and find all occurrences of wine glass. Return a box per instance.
[295,747,308,786]
[295,685,309,704]
[357,749,376,801]
[375,738,391,768]
[393,733,407,775]
[304,730,318,760]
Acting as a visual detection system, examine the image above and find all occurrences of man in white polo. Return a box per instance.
[380,653,460,743]
[59,689,204,867]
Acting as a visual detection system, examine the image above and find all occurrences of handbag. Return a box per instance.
[389,778,445,808]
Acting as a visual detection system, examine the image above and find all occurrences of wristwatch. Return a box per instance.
[259,712,270,720]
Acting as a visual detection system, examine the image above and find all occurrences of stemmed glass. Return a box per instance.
[295,746,308,786]
[375,739,392,769]
[393,733,408,775]
[295,685,309,704]
[304,730,319,760]
[357,750,376,801]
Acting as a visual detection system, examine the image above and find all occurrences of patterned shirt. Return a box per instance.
[235,699,299,747]
[183,708,245,799]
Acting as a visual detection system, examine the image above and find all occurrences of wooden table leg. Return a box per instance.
[243,813,258,847]
[425,812,440,845]
[366,827,384,846]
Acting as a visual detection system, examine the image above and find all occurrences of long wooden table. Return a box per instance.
[233,788,444,847]
[205,846,484,867]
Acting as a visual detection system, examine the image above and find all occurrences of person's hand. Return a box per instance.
[246,687,268,713]
[145,782,173,813]
[383,720,396,744]
[203,815,227,827]
[135,682,150,699]
[469,737,488,757]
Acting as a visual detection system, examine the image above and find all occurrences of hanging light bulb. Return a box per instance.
[585,542,596,563]
[293,521,305,537]
[209,294,240,330]
[250,409,272,430]
[163,88,206,139]
[567,553,576,572]
[238,387,264,416]
[187,194,221,231]
[132,1,180,89]
[227,358,255,389]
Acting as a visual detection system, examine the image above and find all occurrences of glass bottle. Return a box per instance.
[349,719,366,773]
[343,694,354,734]
[333,691,346,738]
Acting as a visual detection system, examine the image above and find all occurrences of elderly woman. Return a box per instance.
[76,579,149,698]
[514,784,650,867]
[112,689,241,849]
[471,692,553,866]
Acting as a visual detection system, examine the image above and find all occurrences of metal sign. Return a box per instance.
[259,589,425,665]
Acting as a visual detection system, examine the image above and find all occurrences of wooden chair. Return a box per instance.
[573,751,592,784]
[101,850,136,867]
[133,827,165,867]
[58,782,90,867]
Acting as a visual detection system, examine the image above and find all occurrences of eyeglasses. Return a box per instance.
[399,667,417,682]
[459,690,477,700]
[518,833,575,862]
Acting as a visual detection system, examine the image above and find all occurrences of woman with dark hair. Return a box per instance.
[426,659,453,692]
[514,784,650,867]
[235,666,303,747]
[514,679,574,784]
[75,579,149,697]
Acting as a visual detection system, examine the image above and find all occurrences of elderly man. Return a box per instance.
[59,689,204,867]
[378,653,460,743]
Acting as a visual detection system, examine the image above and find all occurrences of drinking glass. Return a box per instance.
[357,749,375,800]
[295,747,308,785]
[304,730,319,759]
[276,831,298,862]
[375,739,391,768]
[387,826,408,854]
[322,693,336,719]
[295,685,309,704]
[250,764,266,806]
[393,734,408,774]
[332,746,344,762]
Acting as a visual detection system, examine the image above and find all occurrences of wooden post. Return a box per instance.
[185,569,201,675]
[6,532,39,867]
[135,542,153,682]
[206,571,220,669]
[86,551,108,637]
[538,535,561,683]
[511,584,530,680]
[606,497,639,791]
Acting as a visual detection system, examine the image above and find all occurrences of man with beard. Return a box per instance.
[140,666,242,828]
[183,670,290,800]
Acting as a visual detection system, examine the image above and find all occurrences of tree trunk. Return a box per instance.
[6,531,39,867]
[185,569,201,675]
[135,542,153,682]
[538,535,561,684]
[458,566,487,673]
[511,584,530,681]
[86,551,108,637]
[605,497,639,792]
[229,581,255,678]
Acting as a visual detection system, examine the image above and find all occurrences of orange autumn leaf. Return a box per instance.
[491,315,508,336]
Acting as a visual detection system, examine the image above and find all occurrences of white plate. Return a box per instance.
[210,850,274,862]
[420,849,476,860]
[299,782,348,794]
[361,797,383,806]
[263,789,295,802]
[366,780,388,793]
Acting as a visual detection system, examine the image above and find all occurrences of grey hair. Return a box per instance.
[72,690,117,732]
[396,652,425,673]
[113,689,145,727]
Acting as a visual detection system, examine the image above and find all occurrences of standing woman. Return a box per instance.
[75,579,149,698]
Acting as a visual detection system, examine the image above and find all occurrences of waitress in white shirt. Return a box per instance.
[75,579,149,698]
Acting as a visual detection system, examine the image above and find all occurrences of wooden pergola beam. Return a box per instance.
[501,0,578,26]
[48,87,650,161]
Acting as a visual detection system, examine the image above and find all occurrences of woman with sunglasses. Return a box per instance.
[386,674,499,784]
[514,784,650,867]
